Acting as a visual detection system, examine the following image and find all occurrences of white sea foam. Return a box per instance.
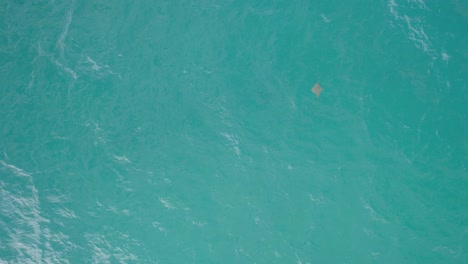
[85,233,139,263]
[56,208,78,219]
[81,55,119,78]
[0,160,31,177]
[253,216,260,224]
[403,14,432,53]
[86,56,102,71]
[159,197,176,209]
[56,7,73,58]
[361,197,389,223]
[221,132,241,157]
[113,155,131,163]
[441,51,450,62]
[152,221,167,235]
[387,0,437,59]
[54,3,78,80]
[53,59,78,79]
[0,160,73,262]
[191,220,207,228]
[307,192,325,205]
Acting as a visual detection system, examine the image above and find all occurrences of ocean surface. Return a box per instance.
[0,0,467,263]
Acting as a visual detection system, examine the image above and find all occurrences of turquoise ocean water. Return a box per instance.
[1,0,467,263]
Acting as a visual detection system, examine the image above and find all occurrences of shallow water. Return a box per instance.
[0,0,466,263]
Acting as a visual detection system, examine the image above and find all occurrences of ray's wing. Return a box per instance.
[311,83,323,97]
